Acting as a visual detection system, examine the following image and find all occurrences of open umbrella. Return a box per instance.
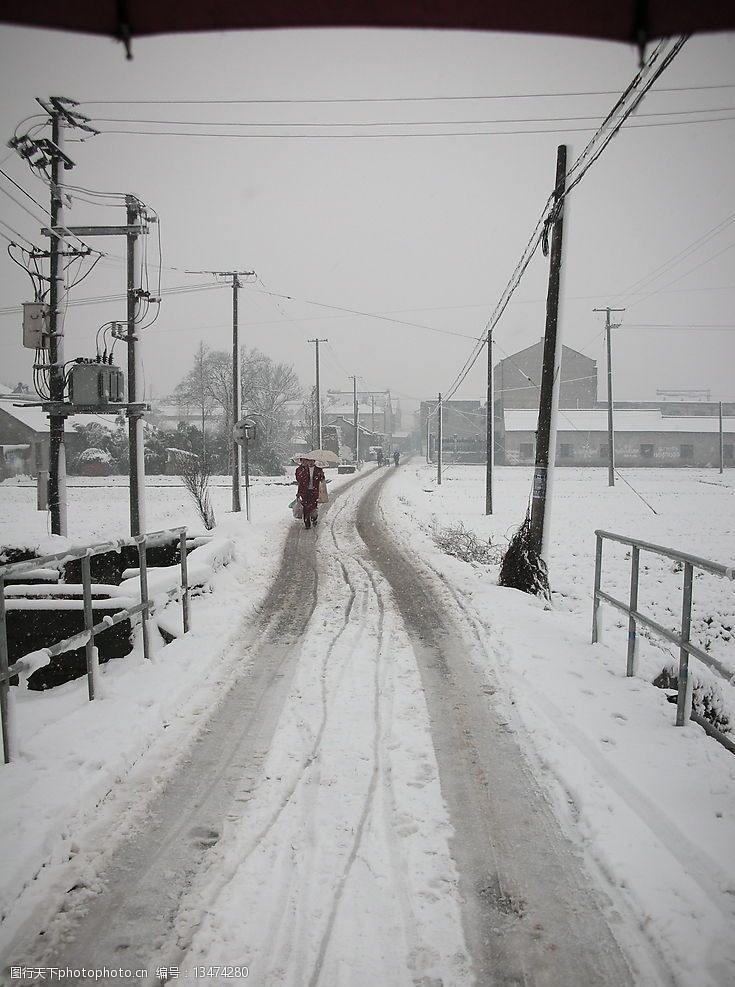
[301,448,340,466]
[1,3,733,53]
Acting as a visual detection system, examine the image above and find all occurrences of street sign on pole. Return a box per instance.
[233,418,255,445]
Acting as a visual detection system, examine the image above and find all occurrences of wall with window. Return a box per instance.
[503,430,735,466]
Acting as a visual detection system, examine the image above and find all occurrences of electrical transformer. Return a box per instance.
[68,361,125,406]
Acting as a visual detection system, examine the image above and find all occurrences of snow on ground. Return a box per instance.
[0,473,346,959]
[1,465,735,987]
[381,462,735,987]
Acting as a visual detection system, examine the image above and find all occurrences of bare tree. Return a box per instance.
[173,342,218,463]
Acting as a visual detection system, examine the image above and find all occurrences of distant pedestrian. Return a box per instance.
[295,457,325,529]
[393,450,400,466]
[376,448,384,467]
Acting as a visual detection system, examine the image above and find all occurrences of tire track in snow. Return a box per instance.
[357,465,658,987]
[303,556,387,987]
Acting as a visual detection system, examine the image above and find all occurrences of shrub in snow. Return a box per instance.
[653,665,732,737]
[432,521,502,566]
[78,447,112,464]
[178,455,216,530]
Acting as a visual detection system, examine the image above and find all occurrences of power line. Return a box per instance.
[245,285,482,340]
[92,106,735,129]
[0,280,223,317]
[96,113,735,140]
[440,36,689,404]
[77,84,735,105]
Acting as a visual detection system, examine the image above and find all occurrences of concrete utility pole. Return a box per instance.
[125,196,147,535]
[190,270,254,512]
[719,401,724,474]
[349,375,359,463]
[47,106,68,536]
[594,306,625,487]
[485,328,494,515]
[308,338,328,448]
[426,408,431,463]
[437,393,443,486]
[386,389,393,454]
[529,145,568,561]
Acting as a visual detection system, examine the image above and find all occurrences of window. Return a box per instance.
[679,444,694,460]
[640,444,654,459]
[560,443,574,458]
[520,443,534,459]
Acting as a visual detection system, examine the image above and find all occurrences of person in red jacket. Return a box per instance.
[295,457,325,529]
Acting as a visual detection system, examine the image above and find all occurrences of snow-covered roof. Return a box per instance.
[0,403,118,433]
[504,409,735,434]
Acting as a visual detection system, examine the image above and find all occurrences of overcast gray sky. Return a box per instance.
[0,25,734,412]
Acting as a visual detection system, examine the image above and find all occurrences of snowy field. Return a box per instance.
[1,465,734,986]
[383,463,735,987]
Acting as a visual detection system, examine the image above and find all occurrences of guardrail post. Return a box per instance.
[0,577,12,763]
[592,532,603,643]
[676,562,694,726]
[137,536,151,661]
[81,553,98,701]
[626,546,640,676]
[179,530,190,633]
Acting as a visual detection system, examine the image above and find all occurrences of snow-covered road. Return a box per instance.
[3,466,693,985]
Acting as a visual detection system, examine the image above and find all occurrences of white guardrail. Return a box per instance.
[0,528,190,764]
[592,529,735,755]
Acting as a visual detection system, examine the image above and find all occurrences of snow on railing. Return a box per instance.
[592,529,735,754]
[0,528,190,764]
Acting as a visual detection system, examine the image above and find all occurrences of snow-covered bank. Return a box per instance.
[382,463,735,987]
[0,473,346,957]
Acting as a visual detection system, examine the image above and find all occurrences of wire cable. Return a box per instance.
[77,83,735,106]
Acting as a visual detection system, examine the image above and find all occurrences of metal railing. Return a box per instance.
[0,527,190,764]
[592,529,735,754]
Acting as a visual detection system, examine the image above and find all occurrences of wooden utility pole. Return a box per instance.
[529,145,568,559]
[437,393,443,485]
[485,328,494,515]
[308,338,328,448]
[594,306,625,487]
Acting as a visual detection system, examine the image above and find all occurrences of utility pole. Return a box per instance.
[47,106,68,536]
[349,375,359,463]
[594,306,625,487]
[437,393,443,486]
[386,389,393,454]
[232,274,241,511]
[126,195,147,535]
[529,145,568,560]
[719,400,724,474]
[308,338,328,448]
[485,328,494,515]
[188,270,254,512]
[426,407,431,463]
